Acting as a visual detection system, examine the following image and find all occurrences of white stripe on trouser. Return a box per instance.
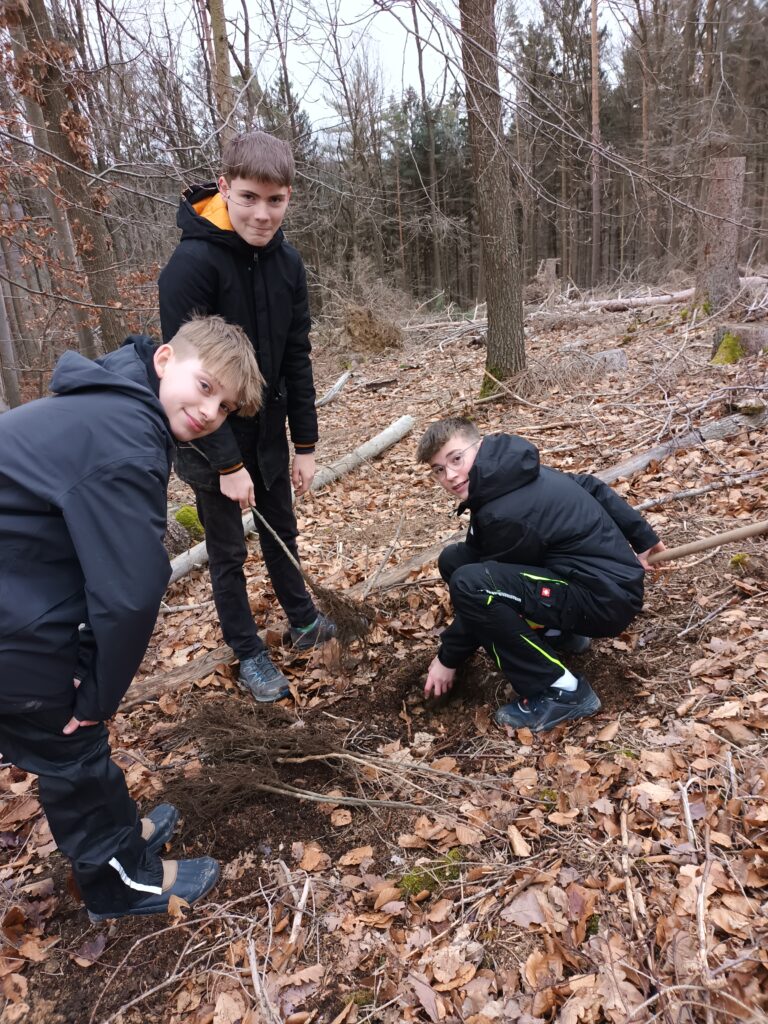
[109,857,164,894]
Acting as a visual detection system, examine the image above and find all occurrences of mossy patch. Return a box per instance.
[399,848,462,897]
[730,553,750,569]
[711,331,745,365]
[175,504,204,540]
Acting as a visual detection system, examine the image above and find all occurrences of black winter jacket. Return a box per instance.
[0,339,173,719]
[455,433,659,618]
[158,183,317,489]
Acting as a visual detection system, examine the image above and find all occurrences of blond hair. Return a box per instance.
[170,316,264,417]
[416,417,481,464]
[221,131,295,187]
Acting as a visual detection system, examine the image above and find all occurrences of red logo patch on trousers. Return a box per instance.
[540,586,552,598]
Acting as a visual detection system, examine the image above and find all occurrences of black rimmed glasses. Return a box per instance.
[429,441,479,479]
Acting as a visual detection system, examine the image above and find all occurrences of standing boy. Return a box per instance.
[0,317,264,920]
[159,130,335,705]
[417,417,665,733]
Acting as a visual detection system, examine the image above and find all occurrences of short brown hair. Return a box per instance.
[416,417,481,464]
[170,316,264,417]
[221,131,295,186]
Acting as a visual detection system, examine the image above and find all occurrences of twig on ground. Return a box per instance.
[248,938,281,1024]
[620,801,644,941]
[678,781,700,854]
[362,515,404,598]
[634,468,768,512]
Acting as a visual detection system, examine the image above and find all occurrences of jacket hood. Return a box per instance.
[177,182,285,255]
[50,338,169,428]
[461,433,540,512]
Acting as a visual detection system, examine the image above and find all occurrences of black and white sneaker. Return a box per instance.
[289,613,337,650]
[87,857,220,922]
[494,676,602,734]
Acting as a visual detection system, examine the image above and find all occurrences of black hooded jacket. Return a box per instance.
[0,338,174,720]
[158,183,317,489]
[456,433,659,618]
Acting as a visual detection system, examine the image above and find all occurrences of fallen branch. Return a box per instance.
[581,275,767,312]
[634,468,768,511]
[647,520,768,564]
[315,370,351,408]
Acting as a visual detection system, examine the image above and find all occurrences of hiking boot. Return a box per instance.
[547,632,592,655]
[289,612,337,650]
[142,803,180,855]
[238,651,291,702]
[494,676,602,734]
[87,857,220,922]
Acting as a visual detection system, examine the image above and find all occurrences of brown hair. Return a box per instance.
[221,131,295,186]
[170,316,264,417]
[416,417,481,464]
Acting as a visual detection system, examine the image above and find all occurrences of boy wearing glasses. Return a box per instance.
[417,417,665,733]
[159,131,335,704]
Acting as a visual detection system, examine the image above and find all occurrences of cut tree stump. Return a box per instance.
[126,407,767,709]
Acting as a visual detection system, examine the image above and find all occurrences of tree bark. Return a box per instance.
[0,289,22,408]
[13,0,125,352]
[590,0,602,287]
[458,0,525,382]
[208,0,237,150]
[695,156,747,311]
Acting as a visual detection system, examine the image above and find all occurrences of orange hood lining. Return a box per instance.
[192,192,234,232]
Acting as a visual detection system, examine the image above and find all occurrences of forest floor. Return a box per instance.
[2,297,768,1024]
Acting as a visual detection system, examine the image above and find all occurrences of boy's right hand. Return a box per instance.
[424,657,456,698]
[64,678,99,733]
[220,468,256,509]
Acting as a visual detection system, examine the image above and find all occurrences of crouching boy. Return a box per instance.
[0,316,263,920]
[417,418,665,734]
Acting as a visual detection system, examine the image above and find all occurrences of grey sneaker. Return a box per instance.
[494,676,602,734]
[238,652,291,702]
[289,612,337,650]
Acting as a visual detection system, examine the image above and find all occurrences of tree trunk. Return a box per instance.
[412,2,443,298]
[207,0,236,150]
[0,290,22,408]
[590,0,602,287]
[695,156,746,310]
[13,0,125,352]
[458,0,525,382]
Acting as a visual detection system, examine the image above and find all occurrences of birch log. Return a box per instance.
[167,414,416,584]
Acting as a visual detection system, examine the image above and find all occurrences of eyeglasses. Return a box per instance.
[429,441,479,479]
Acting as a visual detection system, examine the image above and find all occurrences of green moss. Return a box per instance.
[586,914,600,936]
[539,787,558,805]
[730,553,750,569]
[711,331,745,365]
[348,990,373,1007]
[701,299,713,316]
[399,848,462,896]
[680,307,689,322]
[175,504,205,540]
[618,748,640,759]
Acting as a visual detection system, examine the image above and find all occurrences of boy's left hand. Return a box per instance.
[292,453,316,497]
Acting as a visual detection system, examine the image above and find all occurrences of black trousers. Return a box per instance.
[195,462,316,660]
[0,707,163,914]
[438,543,633,699]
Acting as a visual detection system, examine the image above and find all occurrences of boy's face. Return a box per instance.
[429,433,481,502]
[218,175,292,247]
[154,346,239,442]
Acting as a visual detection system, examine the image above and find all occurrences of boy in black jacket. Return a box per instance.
[158,131,335,705]
[0,317,263,920]
[417,417,665,733]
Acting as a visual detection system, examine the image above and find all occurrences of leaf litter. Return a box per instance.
[1,308,767,1022]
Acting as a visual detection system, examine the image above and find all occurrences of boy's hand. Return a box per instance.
[424,657,456,698]
[220,467,256,509]
[638,540,667,570]
[292,453,316,497]
[64,677,99,733]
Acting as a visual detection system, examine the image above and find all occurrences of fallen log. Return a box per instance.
[128,408,766,707]
[582,276,767,312]
[594,408,767,485]
[315,370,351,407]
[167,414,416,585]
